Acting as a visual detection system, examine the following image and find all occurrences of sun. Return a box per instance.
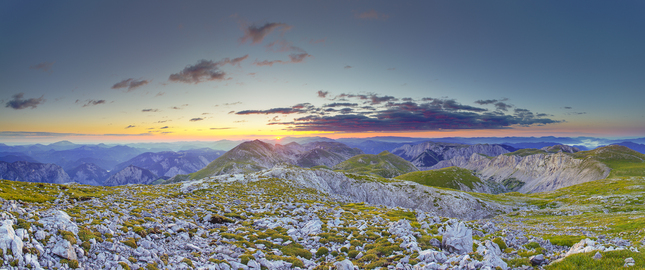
[275,136,282,140]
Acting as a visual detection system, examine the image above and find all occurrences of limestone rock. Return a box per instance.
[441,222,472,254]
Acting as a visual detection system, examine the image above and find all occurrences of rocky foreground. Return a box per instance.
[0,169,643,270]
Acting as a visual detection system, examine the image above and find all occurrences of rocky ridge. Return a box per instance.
[392,142,514,169]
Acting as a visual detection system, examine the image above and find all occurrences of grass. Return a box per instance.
[546,250,645,270]
[396,166,483,190]
[333,151,418,178]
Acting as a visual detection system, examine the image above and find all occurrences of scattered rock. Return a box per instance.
[442,221,473,254]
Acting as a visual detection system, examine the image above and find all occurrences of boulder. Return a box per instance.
[52,239,78,260]
[334,259,355,270]
[442,222,473,254]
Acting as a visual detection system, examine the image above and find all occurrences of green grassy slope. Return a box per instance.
[395,166,483,190]
[333,151,418,178]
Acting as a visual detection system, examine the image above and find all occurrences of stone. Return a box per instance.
[593,252,602,260]
[529,254,545,266]
[334,259,355,270]
[624,257,635,267]
[441,222,473,254]
[52,239,78,261]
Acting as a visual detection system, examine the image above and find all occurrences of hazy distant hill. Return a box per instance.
[0,161,71,184]
[66,163,109,186]
[104,165,158,186]
[112,148,224,178]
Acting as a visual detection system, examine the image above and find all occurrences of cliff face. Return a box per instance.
[103,165,158,186]
[431,152,610,193]
[0,161,71,184]
[392,142,514,169]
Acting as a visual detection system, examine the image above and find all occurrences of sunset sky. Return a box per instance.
[1,1,644,143]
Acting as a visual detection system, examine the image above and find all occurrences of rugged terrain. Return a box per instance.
[332,151,418,178]
[392,142,515,169]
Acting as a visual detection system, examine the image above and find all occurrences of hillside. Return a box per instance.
[0,161,71,184]
[396,166,497,193]
[185,140,363,180]
[333,151,418,178]
[103,165,158,186]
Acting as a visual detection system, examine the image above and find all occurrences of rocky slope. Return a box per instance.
[431,150,611,193]
[186,140,363,179]
[103,165,158,186]
[112,148,223,178]
[392,141,515,169]
[66,163,109,186]
[0,161,71,184]
[332,151,419,178]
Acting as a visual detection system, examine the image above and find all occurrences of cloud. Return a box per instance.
[266,40,305,53]
[335,93,398,105]
[323,103,358,108]
[125,125,135,129]
[564,106,573,109]
[344,65,352,69]
[155,92,165,97]
[387,68,396,71]
[5,93,45,110]
[189,118,204,122]
[317,91,329,98]
[355,9,389,20]
[494,102,512,111]
[76,99,106,107]
[309,38,326,44]
[239,23,292,45]
[210,127,232,130]
[475,99,498,105]
[160,126,169,129]
[0,131,150,137]
[29,62,55,73]
[142,109,159,112]
[169,55,248,84]
[111,78,149,92]
[236,93,561,132]
[254,53,312,66]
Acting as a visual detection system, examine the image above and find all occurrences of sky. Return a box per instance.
[1,1,644,144]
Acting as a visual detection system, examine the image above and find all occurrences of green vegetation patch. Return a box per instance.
[546,250,645,270]
[396,166,483,190]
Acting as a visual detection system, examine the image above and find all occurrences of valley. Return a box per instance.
[1,137,645,269]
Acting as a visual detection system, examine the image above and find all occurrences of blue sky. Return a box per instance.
[1,1,644,143]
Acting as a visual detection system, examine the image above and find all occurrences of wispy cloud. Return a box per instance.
[344,65,352,69]
[355,9,389,20]
[111,78,149,92]
[169,55,248,84]
[253,53,312,66]
[239,23,292,45]
[29,62,55,73]
[142,108,159,112]
[5,93,45,110]
[75,99,106,107]
[210,127,233,130]
[125,125,136,129]
[0,131,150,137]
[189,118,204,122]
